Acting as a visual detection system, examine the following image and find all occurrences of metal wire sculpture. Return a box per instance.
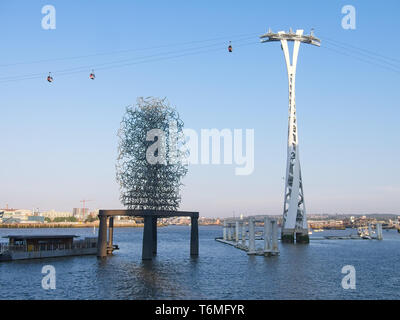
[116,97,188,211]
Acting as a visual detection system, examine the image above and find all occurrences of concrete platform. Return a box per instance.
[215,238,279,256]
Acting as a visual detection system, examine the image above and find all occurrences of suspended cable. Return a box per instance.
[0,41,258,83]
[0,32,260,68]
[321,44,400,75]
[320,34,400,64]
[5,31,398,84]
[0,37,256,82]
[322,39,400,70]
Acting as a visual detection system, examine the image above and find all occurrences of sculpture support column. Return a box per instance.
[107,217,114,255]
[97,215,108,257]
[142,215,153,260]
[152,216,157,255]
[190,214,199,256]
[96,210,200,260]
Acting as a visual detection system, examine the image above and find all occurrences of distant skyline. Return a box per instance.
[1,206,398,219]
[0,1,399,217]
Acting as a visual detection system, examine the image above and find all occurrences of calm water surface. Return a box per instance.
[0,226,399,299]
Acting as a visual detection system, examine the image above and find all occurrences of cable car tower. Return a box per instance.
[260,28,320,243]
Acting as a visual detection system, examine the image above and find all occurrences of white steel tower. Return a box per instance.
[260,28,320,243]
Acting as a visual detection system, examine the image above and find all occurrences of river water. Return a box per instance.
[0,226,399,299]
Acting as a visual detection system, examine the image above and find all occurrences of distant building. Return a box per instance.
[88,209,99,219]
[0,209,32,223]
[73,208,89,220]
[27,216,45,223]
[42,210,73,220]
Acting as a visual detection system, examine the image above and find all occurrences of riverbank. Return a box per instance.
[0,223,221,228]
[0,222,145,228]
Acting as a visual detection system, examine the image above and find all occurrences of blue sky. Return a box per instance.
[0,0,399,216]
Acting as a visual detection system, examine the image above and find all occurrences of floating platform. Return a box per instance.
[215,238,279,256]
[216,232,382,257]
[320,235,381,240]
[0,235,103,262]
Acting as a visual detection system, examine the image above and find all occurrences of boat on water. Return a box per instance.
[0,235,99,261]
[357,226,373,239]
[361,235,372,240]
[313,229,324,232]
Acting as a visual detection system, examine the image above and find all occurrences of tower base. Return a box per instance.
[281,233,295,243]
[281,229,309,244]
[295,232,310,244]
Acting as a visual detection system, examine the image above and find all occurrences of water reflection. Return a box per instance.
[0,227,399,299]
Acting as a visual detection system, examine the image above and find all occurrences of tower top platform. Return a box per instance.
[260,28,321,47]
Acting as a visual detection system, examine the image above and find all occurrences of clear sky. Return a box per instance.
[0,0,399,217]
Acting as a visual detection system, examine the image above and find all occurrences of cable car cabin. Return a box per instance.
[47,75,53,82]
[89,72,95,80]
[228,45,233,52]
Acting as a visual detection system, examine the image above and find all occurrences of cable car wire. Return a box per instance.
[0,32,260,68]
[0,40,258,84]
[321,44,400,75]
[322,39,400,70]
[0,37,256,82]
[320,34,400,64]
[2,31,399,84]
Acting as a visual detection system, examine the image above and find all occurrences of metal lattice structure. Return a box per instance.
[116,97,188,211]
[260,28,320,242]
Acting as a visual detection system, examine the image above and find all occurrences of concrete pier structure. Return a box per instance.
[271,219,279,255]
[262,218,279,256]
[241,222,246,246]
[223,221,227,240]
[227,225,232,241]
[247,217,256,255]
[217,215,384,255]
[217,215,280,257]
[264,217,271,254]
[97,209,199,260]
[368,224,373,239]
[376,223,383,240]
